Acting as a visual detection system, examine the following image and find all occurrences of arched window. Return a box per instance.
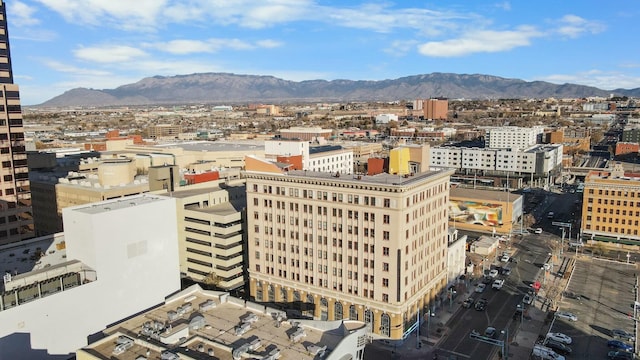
[268,285,275,302]
[380,313,391,337]
[334,302,343,320]
[293,291,301,302]
[255,282,263,301]
[280,287,287,302]
[364,309,373,324]
[320,298,329,321]
[307,293,314,304]
[349,305,358,320]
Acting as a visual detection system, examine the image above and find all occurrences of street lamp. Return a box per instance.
[501,328,509,360]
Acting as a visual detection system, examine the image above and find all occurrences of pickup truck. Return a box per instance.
[492,279,505,290]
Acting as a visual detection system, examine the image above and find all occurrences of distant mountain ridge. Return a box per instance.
[38,72,640,107]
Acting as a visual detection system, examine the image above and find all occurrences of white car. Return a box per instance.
[555,311,578,322]
[489,269,499,278]
[475,283,486,293]
[534,228,543,234]
[500,254,510,262]
[546,332,572,345]
[492,279,505,290]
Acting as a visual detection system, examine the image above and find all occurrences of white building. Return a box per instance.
[0,194,181,358]
[447,228,467,285]
[375,114,398,124]
[265,139,353,174]
[485,126,544,150]
[430,144,563,176]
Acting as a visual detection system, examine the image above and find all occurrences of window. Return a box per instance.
[382,278,389,287]
[383,215,390,224]
[383,263,389,271]
[383,247,390,256]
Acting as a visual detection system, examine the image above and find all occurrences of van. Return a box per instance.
[533,345,565,360]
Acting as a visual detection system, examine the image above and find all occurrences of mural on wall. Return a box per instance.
[449,200,503,227]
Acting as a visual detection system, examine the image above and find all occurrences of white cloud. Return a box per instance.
[538,70,640,90]
[9,1,40,26]
[43,59,112,76]
[384,40,420,56]
[495,1,511,11]
[555,14,605,38]
[73,45,148,63]
[34,0,167,30]
[144,38,282,55]
[418,26,542,57]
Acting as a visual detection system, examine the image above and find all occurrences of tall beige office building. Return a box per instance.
[245,157,453,339]
[0,1,33,245]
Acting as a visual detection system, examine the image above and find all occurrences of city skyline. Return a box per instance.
[5,0,640,105]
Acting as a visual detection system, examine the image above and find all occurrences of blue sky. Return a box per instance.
[6,0,640,105]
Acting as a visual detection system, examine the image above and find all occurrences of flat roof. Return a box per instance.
[0,234,68,290]
[191,200,245,216]
[87,285,365,360]
[283,169,450,186]
[450,187,519,203]
[155,141,264,152]
[71,194,169,215]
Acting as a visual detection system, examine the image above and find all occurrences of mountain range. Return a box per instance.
[38,72,640,107]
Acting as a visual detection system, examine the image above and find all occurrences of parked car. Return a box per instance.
[544,339,572,355]
[546,332,572,345]
[492,279,505,290]
[608,340,633,352]
[475,298,488,311]
[608,350,634,360]
[534,227,543,234]
[523,294,533,305]
[475,283,486,293]
[612,329,635,343]
[555,311,578,322]
[500,254,510,262]
[462,297,475,309]
[482,276,493,284]
[489,269,499,278]
[501,267,512,276]
[533,344,565,360]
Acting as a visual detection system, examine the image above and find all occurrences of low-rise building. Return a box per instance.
[449,187,523,235]
[76,284,370,360]
[581,164,640,246]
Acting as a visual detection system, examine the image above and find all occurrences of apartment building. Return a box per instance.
[0,1,32,245]
[424,98,448,120]
[581,164,640,245]
[430,144,563,177]
[172,180,247,291]
[279,127,333,141]
[485,126,543,150]
[146,124,182,139]
[245,158,454,339]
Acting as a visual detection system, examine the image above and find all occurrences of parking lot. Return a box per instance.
[549,258,638,359]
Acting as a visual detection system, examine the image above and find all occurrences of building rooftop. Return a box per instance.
[0,233,67,287]
[309,145,343,154]
[191,200,245,216]
[155,140,264,153]
[282,168,451,186]
[80,285,367,360]
[450,187,519,203]
[71,194,169,215]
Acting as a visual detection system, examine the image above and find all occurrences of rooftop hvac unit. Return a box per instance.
[260,348,280,360]
[199,299,216,311]
[243,313,258,324]
[160,351,180,360]
[235,322,251,336]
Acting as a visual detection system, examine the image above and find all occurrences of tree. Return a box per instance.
[203,272,221,288]
[590,242,607,256]
[523,214,536,228]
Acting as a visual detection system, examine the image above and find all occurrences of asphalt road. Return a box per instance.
[437,230,556,359]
